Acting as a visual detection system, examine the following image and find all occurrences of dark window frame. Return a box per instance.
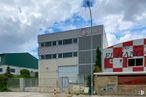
[58,53,63,58]
[58,40,63,45]
[73,38,77,43]
[0,68,2,72]
[45,42,52,47]
[46,54,52,59]
[63,39,72,45]
[73,52,77,57]
[41,43,45,47]
[52,41,56,46]
[128,58,143,67]
[41,55,45,59]
[10,69,15,73]
[63,52,72,58]
[52,54,57,59]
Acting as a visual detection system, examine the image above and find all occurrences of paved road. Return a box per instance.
[0,92,145,97]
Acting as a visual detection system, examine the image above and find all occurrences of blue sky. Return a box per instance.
[0,0,146,58]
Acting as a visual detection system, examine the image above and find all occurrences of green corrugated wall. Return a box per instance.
[0,53,38,69]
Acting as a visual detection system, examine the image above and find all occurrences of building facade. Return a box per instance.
[94,38,146,95]
[38,25,108,91]
[0,53,38,75]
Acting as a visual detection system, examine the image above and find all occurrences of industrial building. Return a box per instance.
[38,25,108,91]
[0,53,38,75]
[94,38,146,96]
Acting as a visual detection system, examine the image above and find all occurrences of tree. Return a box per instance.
[94,48,102,72]
[20,69,30,78]
[6,66,11,74]
[87,75,91,95]
[5,66,13,78]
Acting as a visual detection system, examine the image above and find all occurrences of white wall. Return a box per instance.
[0,65,38,75]
[39,57,78,87]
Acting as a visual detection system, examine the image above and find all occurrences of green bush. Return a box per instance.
[87,75,91,95]
[0,74,8,91]
[20,69,30,78]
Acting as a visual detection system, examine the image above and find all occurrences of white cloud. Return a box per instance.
[0,0,82,57]
[0,0,146,57]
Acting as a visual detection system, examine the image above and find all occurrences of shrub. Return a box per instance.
[0,74,8,91]
[20,69,30,78]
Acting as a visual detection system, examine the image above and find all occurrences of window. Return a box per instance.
[128,58,143,67]
[52,54,56,58]
[73,52,77,57]
[128,59,135,66]
[52,41,56,46]
[58,53,62,58]
[41,43,45,47]
[58,40,62,45]
[63,39,72,45]
[10,69,15,73]
[0,68,2,72]
[45,42,51,47]
[63,52,72,58]
[136,58,143,66]
[46,54,52,59]
[73,38,77,43]
[41,55,45,59]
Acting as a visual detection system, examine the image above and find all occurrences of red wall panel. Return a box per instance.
[133,45,144,56]
[113,68,122,72]
[104,58,113,68]
[145,56,146,67]
[144,39,146,44]
[133,67,144,72]
[123,41,133,47]
[113,47,122,58]
[118,75,146,85]
[123,58,128,68]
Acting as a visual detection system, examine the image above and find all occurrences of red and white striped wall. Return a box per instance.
[103,38,146,73]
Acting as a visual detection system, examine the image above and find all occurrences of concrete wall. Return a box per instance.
[94,76,117,95]
[39,57,78,87]
[94,75,146,96]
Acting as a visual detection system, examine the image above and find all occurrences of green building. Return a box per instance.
[0,53,38,75]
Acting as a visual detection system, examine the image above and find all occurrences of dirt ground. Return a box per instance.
[0,92,144,97]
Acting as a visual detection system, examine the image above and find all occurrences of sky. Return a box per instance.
[0,0,146,58]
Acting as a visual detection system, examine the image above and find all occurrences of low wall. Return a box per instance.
[94,75,146,96]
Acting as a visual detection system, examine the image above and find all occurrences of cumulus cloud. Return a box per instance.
[0,0,146,57]
[0,0,82,57]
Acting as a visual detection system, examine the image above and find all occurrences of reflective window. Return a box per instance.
[63,39,72,45]
[58,40,62,45]
[52,41,56,46]
[46,54,52,59]
[45,42,51,47]
[0,68,2,72]
[73,38,77,43]
[73,52,77,57]
[10,69,15,73]
[41,55,45,59]
[52,54,56,58]
[58,53,62,58]
[41,43,45,47]
[63,52,72,58]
